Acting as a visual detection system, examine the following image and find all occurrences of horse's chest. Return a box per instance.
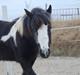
[16,34,38,57]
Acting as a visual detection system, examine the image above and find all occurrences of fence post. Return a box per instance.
[77,8,79,15]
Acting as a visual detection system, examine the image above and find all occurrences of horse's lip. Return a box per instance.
[40,49,50,58]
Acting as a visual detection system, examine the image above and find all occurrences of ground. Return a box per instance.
[0,56,80,75]
[34,57,80,75]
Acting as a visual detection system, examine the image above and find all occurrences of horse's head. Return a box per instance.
[24,5,52,58]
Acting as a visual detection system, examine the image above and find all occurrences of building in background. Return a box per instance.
[2,5,8,21]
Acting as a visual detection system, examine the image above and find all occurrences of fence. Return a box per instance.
[52,8,80,20]
[1,6,80,21]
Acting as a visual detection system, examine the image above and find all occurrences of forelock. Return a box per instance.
[31,8,51,25]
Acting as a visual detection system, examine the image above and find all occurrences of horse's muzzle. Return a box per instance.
[40,49,50,58]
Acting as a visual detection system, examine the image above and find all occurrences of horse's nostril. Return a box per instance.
[48,49,50,53]
[48,49,50,55]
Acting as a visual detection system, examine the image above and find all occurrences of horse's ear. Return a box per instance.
[24,9,33,18]
[46,5,52,14]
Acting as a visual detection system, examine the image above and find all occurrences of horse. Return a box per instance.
[0,5,52,75]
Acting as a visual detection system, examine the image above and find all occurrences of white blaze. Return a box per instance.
[38,24,49,53]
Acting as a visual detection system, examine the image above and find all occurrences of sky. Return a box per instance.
[0,0,80,20]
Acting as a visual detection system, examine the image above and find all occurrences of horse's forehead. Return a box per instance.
[32,12,50,24]
[31,8,47,16]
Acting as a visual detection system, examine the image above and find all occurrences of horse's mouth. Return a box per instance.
[40,49,50,58]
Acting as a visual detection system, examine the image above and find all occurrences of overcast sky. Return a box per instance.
[0,0,80,20]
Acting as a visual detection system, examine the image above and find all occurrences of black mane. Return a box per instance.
[31,8,51,25]
[23,8,51,35]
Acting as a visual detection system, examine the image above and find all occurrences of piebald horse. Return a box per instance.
[0,5,52,75]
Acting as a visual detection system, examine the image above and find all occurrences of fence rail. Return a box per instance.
[51,26,80,31]
[52,8,80,20]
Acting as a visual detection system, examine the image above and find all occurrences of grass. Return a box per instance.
[51,19,80,56]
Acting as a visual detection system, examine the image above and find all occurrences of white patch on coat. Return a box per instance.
[38,24,49,54]
[1,15,25,46]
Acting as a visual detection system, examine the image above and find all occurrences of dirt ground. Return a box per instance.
[0,56,80,75]
[34,57,80,75]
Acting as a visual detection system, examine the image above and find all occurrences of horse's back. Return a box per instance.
[0,19,18,38]
[0,20,10,30]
